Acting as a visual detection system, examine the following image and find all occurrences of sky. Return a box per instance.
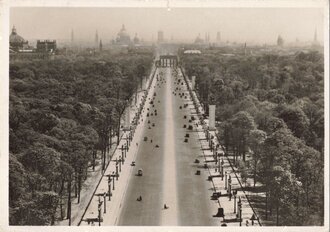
[10,7,324,45]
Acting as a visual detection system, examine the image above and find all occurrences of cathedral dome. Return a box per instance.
[116,24,131,45]
[10,26,27,44]
[118,24,129,37]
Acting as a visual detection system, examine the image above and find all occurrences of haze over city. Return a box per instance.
[10,7,324,45]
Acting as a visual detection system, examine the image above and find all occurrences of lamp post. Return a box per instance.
[238,197,242,226]
[103,192,107,214]
[213,145,216,159]
[107,176,111,201]
[225,171,228,190]
[116,161,119,180]
[233,189,237,213]
[98,201,102,226]
[221,159,224,180]
[118,156,122,172]
[228,175,232,201]
[111,171,116,190]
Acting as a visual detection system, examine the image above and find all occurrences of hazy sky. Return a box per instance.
[10,7,324,44]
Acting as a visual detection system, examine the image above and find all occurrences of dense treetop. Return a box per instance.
[9,50,154,225]
[180,48,324,226]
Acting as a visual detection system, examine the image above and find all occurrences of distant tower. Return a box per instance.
[277,35,284,47]
[99,39,103,51]
[244,42,247,56]
[157,30,164,43]
[133,33,140,44]
[95,30,99,47]
[314,28,318,43]
[71,29,74,44]
[216,31,221,43]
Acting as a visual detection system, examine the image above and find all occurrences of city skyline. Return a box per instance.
[10,7,324,45]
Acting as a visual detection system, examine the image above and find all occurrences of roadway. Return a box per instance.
[117,67,219,226]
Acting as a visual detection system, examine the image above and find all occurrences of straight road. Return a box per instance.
[117,67,218,226]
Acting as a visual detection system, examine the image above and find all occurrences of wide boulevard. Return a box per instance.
[117,67,218,226]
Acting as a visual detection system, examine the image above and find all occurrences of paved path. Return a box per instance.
[80,64,261,227]
[181,69,261,227]
[118,67,219,226]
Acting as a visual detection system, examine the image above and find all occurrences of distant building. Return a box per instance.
[313,28,320,46]
[116,24,131,45]
[95,30,99,47]
[133,33,140,45]
[277,35,284,47]
[71,29,74,44]
[183,50,201,54]
[216,31,221,44]
[99,39,103,51]
[194,33,204,44]
[36,40,57,53]
[314,28,317,43]
[9,26,30,52]
[157,31,164,43]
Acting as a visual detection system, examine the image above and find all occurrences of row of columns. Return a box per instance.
[157,58,177,67]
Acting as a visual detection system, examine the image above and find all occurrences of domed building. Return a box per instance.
[133,33,140,45]
[116,24,131,45]
[194,33,204,44]
[9,26,29,52]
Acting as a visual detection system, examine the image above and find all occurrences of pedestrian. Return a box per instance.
[150,140,153,143]
[246,220,249,226]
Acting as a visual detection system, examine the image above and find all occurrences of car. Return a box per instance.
[137,169,143,176]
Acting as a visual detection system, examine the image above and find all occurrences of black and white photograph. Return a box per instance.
[0,0,328,230]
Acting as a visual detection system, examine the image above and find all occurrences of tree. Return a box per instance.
[277,105,310,139]
[231,111,256,162]
[248,129,267,187]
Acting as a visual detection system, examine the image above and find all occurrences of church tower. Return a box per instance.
[277,35,284,47]
[216,31,221,43]
[71,29,74,45]
[95,30,99,47]
[314,28,318,43]
[99,39,103,51]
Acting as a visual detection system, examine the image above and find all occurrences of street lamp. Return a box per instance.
[118,156,122,172]
[111,171,116,190]
[103,192,107,214]
[225,171,228,190]
[116,161,119,180]
[228,175,232,201]
[98,201,103,226]
[221,159,224,180]
[238,197,242,226]
[233,189,238,213]
[107,175,112,201]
